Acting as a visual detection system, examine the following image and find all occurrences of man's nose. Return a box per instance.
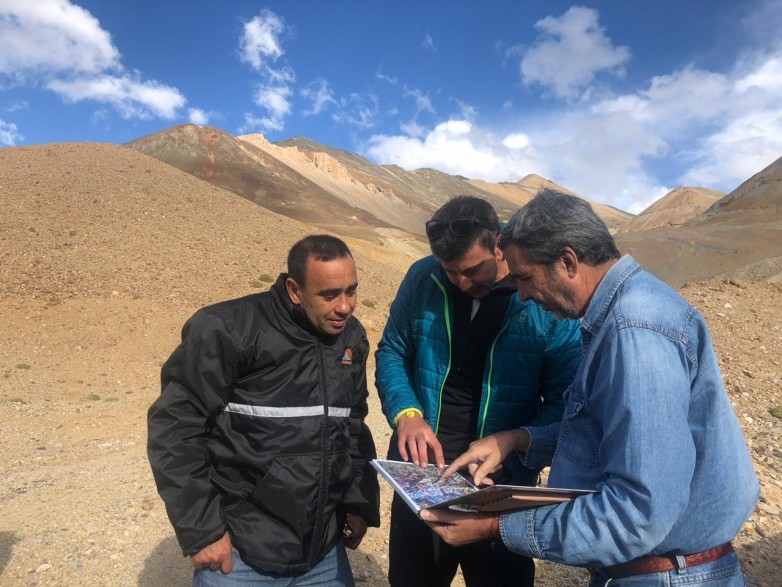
[516,285,530,301]
[456,275,472,292]
[334,295,352,315]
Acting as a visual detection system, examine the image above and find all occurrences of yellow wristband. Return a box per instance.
[393,408,423,426]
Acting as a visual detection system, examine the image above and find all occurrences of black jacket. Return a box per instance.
[147,275,380,573]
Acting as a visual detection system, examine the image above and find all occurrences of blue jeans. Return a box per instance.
[588,550,746,586]
[193,543,355,587]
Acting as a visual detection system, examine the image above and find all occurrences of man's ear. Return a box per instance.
[560,247,579,278]
[286,277,302,305]
[493,235,505,261]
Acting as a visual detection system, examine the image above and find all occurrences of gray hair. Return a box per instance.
[499,190,620,266]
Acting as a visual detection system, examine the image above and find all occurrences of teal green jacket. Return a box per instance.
[375,256,582,479]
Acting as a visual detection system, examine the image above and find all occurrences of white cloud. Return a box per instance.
[367,119,540,181]
[682,109,782,187]
[0,118,23,145]
[376,70,398,85]
[423,33,437,53]
[189,108,209,125]
[6,100,28,112]
[0,0,188,124]
[253,85,292,120]
[333,92,380,129]
[47,74,185,119]
[520,6,631,99]
[502,133,530,149]
[241,112,283,134]
[239,9,285,72]
[0,0,119,77]
[238,9,295,134]
[301,78,337,115]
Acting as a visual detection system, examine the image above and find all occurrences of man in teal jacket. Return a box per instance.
[375,195,582,587]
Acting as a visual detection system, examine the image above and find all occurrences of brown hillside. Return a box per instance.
[695,156,782,225]
[618,157,782,286]
[125,125,397,242]
[621,186,724,232]
[1,142,780,587]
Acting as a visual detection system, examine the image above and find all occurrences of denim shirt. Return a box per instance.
[500,255,759,567]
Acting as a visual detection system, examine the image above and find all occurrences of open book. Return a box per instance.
[371,459,593,513]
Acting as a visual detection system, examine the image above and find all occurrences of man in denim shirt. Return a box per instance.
[421,191,759,586]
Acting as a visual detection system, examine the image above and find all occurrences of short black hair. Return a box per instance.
[428,196,500,263]
[287,235,353,285]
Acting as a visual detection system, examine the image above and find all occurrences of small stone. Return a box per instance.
[36,563,52,573]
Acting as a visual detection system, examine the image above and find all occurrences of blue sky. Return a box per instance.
[1,1,781,213]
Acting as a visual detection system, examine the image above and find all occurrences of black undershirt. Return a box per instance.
[436,276,515,461]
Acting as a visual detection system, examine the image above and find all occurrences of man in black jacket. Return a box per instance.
[148,235,380,586]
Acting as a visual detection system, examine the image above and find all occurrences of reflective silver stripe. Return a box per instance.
[224,403,351,418]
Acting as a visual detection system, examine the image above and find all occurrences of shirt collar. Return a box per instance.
[581,254,640,334]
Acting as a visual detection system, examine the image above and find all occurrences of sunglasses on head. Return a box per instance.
[425,216,499,240]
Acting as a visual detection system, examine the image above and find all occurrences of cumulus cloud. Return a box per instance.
[239,9,285,71]
[0,0,187,124]
[238,9,295,134]
[0,118,23,145]
[48,75,185,119]
[520,6,631,99]
[368,9,782,213]
[188,108,210,125]
[0,0,119,78]
[367,119,540,181]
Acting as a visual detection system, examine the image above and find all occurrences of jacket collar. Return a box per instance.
[581,254,640,334]
[270,274,341,344]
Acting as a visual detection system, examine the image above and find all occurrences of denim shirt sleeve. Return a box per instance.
[500,326,697,567]
[519,422,560,469]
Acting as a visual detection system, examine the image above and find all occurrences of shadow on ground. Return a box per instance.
[0,531,18,577]
[139,536,192,586]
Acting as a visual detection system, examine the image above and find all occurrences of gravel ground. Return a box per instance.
[1,143,779,586]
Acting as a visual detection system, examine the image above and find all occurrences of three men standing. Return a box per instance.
[375,196,583,586]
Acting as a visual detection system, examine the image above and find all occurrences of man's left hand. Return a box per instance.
[343,513,368,550]
[419,508,496,547]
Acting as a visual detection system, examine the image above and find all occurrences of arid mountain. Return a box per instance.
[617,158,782,286]
[620,186,724,232]
[1,141,780,587]
[124,124,406,247]
[695,155,782,224]
[471,173,632,233]
[127,124,632,244]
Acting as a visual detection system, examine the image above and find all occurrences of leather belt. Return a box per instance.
[599,543,734,579]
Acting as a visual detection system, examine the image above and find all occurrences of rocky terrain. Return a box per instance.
[1,143,780,586]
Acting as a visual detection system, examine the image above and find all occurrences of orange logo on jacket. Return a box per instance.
[341,347,353,366]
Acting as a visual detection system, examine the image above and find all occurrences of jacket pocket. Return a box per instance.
[556,393,599,469]
[224,455,322,567]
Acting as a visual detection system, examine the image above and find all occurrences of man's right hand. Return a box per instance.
[191,531,233,574]
[442,428,530,486]
[396,413,445,468]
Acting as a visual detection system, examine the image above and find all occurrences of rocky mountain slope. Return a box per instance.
[620,186,724,232]
[127,124,631,240]
[0,142,780,587]
[617,157,782,287]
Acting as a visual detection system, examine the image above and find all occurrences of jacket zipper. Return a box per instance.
[308,338,330,569]
[478,311,512,438]
[430,273,452,435]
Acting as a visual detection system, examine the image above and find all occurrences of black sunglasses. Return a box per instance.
[425,216,499,240]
